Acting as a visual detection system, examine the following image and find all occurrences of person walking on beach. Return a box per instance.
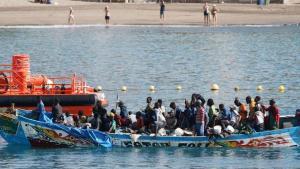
[160,0,166,21]
[68,7,75,25]
[104,6,110,24]
[203,2,210,25]
[211,4,218,26]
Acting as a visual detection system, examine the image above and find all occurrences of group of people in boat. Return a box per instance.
[49,93,281,137]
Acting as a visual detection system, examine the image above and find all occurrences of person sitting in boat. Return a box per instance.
[218,104,231,130]
[52,98,63,123]
[165,111,177,130]
[195,100,208,136]
[128,111,137,125]
[234,98,248,126]
[100,113,111,132]
[111,109,121,127]
[265,99,280,130]
[157,99,166,117]
[90,112,100,130]
[253,105,264,132]
[108,113,117,133]
[169,102,183,123]
[207,98,218,128]
[61,84,66,94]
[229,105,240,128]
[155,102,166,131]
[131,111,145,134]
[64,112,74,126]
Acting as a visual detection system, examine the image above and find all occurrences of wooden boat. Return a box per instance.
[109,116,300,148]
[0,108,112,148]
[0,54,108,116]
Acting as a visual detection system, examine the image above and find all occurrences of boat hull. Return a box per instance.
[109,127,300,148]
[0,110,112,148]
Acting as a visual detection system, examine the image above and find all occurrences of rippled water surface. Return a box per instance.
[0,25,299,168]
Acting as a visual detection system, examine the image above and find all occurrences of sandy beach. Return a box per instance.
[0,0,299,26]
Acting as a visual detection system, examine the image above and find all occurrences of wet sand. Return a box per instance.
[0,0,300,26]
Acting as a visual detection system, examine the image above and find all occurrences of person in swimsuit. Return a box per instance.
[203,2,210,25]
[104,6,110,25]
[160,0,165,21]
[211,4,218,26]
[68,7,75,25]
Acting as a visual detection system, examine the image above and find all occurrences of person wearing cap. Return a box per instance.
[265,99,280,130]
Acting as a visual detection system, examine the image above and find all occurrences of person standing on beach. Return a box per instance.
[203,2,210,25]
[160,0,166,21]
[104,6,110,24]
[211,4,218,26]
[68,7,75,25]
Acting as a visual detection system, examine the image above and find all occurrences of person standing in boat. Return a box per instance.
[254,105,264,132]
[195,100,208,136]
[265,99,280,130]
[52,98,63,123]
[157,99,166,117]
[234,98,248,126]
[207,98,218,128]
[219,104,231,129]
[229,105,240,128]
[144,97,154,131]
[246,96,256,120]
[154,102,166,131]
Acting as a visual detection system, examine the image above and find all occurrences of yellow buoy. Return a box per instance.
[149,85,155,91]
[234,86,240,91]
[176,85,182,90]
[211,84,219,91]
[95,85,102,91]
[256,85,263,91]
[121,86,127,92]
[278,85,285,92]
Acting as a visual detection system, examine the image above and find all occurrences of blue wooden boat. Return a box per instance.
[109,116,300,148]
[0,109,112,148]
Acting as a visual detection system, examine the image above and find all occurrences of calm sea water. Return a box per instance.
[0,25,299,168]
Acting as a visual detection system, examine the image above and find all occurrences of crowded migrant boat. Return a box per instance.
[50,93,298,138]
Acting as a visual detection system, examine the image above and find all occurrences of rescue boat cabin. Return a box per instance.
[0,54,107,116]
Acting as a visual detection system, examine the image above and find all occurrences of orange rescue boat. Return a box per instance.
[0,54,108,116]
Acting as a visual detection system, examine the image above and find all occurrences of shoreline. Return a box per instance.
[0,2,300,26]
[0,23,298,28]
